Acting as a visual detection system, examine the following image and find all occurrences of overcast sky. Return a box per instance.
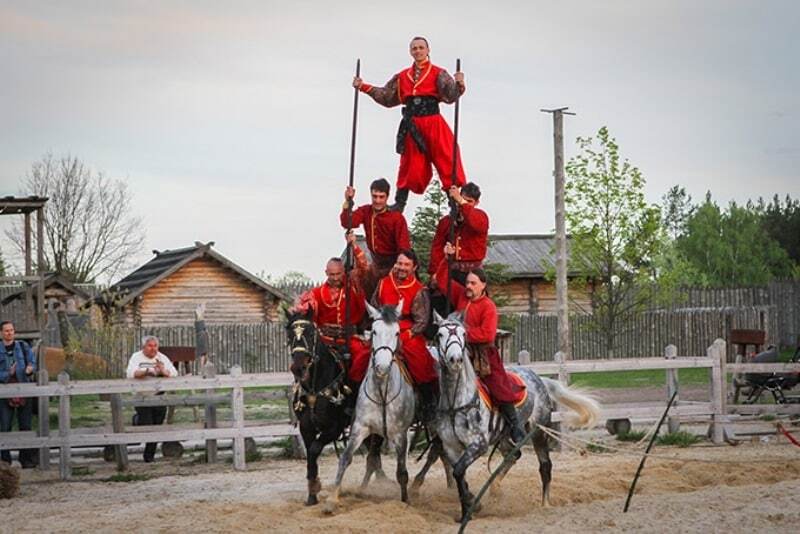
[1,0,798,283]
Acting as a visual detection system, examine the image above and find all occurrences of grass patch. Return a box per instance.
[616,430,647,442]
[655,431,702,447]
[570,368,710,389]
[106,472,151,483]
[760,414,777,421]
[585,440,612,453]
[72,466,95,477]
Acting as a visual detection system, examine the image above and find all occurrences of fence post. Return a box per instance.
[110,394,128,471]
[517,350,531,365]
[664,345,679,434]
[37,368,50,471]
[708,339,725,445]
[203,362,218,463]
[230,365,246,470]
[555,351,568,384]
[57,372,71,480]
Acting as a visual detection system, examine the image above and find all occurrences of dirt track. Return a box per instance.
[7,436,800,533]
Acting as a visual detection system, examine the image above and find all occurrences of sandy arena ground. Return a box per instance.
[5,432,800,533]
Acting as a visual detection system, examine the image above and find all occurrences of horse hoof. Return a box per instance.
[322,501,337,515]
[305,495,318,506]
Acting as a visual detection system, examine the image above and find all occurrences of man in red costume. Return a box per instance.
[293,256,371,386]
[429,182,489,285]
[436,265,526,444]
[372,249,438,421]
[353,36,466,212]
[341,178,411,296]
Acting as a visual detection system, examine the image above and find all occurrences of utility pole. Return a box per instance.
[541,107,575,379]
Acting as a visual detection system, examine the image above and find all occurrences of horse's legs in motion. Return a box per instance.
[490,438,522,495]
[361,434,385,489]
[452,440,487,523]
[412,435,439,491]
[329,424,371,506]
[393,431,410,503]
[532,428,552,506]
[301,426,323,506]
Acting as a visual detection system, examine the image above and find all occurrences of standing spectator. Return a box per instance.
[0,321,37,467]
[126,335,178,462]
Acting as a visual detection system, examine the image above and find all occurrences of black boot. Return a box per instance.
[390,188,409,213]
[418,382,437,423]
[499,403,526,445]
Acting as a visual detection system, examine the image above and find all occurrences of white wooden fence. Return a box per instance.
[2,339,799,480]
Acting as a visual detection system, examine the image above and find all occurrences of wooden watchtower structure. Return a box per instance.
[0,196,48,342]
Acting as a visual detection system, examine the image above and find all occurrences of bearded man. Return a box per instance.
[372,249,438,420]
[436,265,526,443]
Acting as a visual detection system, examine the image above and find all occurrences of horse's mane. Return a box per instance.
[377,305,400,324]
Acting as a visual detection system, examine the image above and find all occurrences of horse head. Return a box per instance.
[366,300,403,378]
[285,308,317,381]
[434,310,467,373]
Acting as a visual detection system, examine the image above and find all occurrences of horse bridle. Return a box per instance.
[289,318,345,410]
[437,322,480,429]
[363,329,404,439]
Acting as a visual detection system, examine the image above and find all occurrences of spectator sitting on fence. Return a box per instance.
[125,335,178,463]
[0,320,37,468]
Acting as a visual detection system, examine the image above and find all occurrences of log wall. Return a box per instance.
[131,257,281,326]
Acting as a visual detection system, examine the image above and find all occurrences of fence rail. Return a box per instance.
[4,338,800,480]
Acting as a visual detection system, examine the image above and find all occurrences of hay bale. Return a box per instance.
[0,463,20,499]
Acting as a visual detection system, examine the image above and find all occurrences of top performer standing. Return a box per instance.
[353,36,467,212]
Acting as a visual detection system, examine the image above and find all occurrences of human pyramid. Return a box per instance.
[290,36,527,441]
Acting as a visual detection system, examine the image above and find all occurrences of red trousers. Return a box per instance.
[479,346,525,404]
[400,332,438,385]
[347,337,372,383]
[398,114,466,194]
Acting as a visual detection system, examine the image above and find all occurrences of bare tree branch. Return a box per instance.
[5,154,145,283]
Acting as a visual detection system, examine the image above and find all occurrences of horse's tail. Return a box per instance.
[541,378,601,429]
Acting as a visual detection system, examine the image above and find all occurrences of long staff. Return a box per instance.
[343,59,360,355]
[445,58,462,315]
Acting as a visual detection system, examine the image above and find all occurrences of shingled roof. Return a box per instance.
[354,233,575,279]
[97,241,289,306]
[486,234,562,278]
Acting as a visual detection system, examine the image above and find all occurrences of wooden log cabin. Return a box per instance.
[93,242,289,326]
[486,234,592,315]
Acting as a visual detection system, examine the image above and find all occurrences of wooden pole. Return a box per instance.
[58,371,71,480]
[445,58,462,316]
[664,344,679,434]
[110,393,129,471]
[36,207,45,335]
[541,107,575,377]
[344,58,361,352]
[708,339,725,444]
[37,368,50,470]
[230,366,246,470]
[203,362,218,463]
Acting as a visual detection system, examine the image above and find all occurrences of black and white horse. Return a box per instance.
[429,312,600,522]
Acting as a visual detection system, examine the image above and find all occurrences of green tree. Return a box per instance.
[758,194,800,269]
[673,193,794,286]
[661,185,694,240]
[565,126,664,357]
[410,179,448,282]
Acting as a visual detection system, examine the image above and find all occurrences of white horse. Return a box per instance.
[431,312,601,522]
[329,301,417,506]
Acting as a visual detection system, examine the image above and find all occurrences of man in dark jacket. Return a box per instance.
[0,320,37,467]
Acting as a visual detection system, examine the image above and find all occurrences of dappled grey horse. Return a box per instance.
[328,301,417,507]
[428,312,600,522]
